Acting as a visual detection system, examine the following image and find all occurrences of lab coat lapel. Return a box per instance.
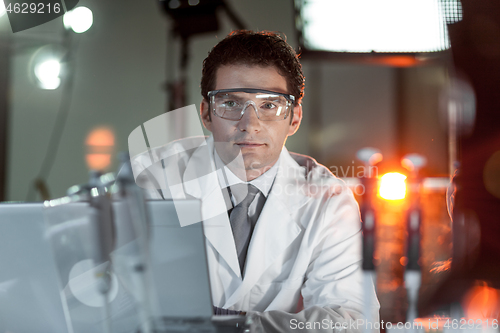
[223,149,308,308]
[181,136,242,278]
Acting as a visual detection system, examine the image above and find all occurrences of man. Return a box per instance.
[133,30,379,332]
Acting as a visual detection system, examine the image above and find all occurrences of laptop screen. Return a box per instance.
[0,199,209,332]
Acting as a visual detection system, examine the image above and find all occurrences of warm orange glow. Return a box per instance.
[430,259,452,274]
[85,127,115,170]
[401,158,415,172]
[86,153,112,171]
[463,283,500,320]
[378,56,419,67]
[414,316,450,330]
[399,256,408,266]
[379,172,407,200]
[85,127,115,146]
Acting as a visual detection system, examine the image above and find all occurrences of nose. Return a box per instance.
[238,102,261,132]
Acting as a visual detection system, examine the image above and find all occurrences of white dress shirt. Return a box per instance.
[214,149,279,226]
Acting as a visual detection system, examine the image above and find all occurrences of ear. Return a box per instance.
[200,99,213,132]
[287,104,303,136]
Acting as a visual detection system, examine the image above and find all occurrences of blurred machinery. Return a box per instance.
[159,0,245,111]
[356,149,435,328]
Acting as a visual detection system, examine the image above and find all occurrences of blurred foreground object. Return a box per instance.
[45,171,117,333]
[421,0,500,317]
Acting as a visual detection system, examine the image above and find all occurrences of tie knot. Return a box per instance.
[232,183,260,209]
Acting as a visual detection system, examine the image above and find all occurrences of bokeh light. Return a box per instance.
[463,282,500,321]
[0,1,6,17]
[63,6,93,33]
[34,59,61,90]
[379,172,407,200]
[85,127,115,171]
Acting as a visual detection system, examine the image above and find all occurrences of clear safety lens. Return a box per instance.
[210,90,293,121]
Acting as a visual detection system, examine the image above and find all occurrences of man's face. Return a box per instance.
[201,64,302,181]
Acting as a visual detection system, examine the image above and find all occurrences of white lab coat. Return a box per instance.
[131,136,380,332]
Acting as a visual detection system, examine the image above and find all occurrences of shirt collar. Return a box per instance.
[214,149,279,198]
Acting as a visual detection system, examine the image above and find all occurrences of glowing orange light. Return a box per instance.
[379,172,407,200]
[400,256,408,266]
[86,153,112,171]
[85,127,115,147]
[463,283,500,320]
[379,56,419,67]
[85,127,115,171]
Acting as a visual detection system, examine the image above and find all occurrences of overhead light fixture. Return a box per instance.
[297,0,463,53]
[63,6,93,34]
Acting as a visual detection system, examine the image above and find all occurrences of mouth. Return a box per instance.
[235,142,265,148]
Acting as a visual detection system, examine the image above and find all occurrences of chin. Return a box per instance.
[243,159,260,170]
[245,159,274,172]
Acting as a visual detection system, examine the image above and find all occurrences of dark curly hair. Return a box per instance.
[201,30,305,106]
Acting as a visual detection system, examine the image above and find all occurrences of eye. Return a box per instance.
[222,100,238,108]
[262,102,277,109]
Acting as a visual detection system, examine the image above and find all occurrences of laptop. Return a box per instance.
[0,200,247,333]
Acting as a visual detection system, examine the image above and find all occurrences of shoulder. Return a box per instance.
[281,150,346,192]
[281,150,361,232]
[288,152,335,180]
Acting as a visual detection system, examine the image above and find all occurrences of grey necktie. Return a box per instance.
[229,184,260,276]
